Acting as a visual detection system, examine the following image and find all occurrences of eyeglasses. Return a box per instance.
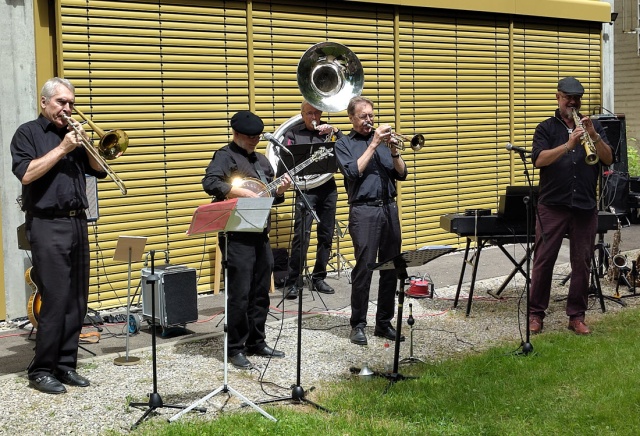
[559,93,582,102]
[303,111,322,117]
[356,113,374,120]
[242,133,261,140]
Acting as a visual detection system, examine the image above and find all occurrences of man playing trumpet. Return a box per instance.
[334,96,408,345]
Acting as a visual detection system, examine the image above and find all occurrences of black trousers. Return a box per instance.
[26,214,89,379]
[348,202,401,329]
[287,180,338,284]
[220,231,273,356]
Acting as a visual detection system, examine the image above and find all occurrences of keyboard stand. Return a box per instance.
[453,234,532,317]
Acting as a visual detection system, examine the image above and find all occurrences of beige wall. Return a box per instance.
[614,1,640,144]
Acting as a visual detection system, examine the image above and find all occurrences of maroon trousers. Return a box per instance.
[529,204,598,321]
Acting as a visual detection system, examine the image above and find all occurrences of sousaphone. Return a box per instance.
[267,42,363,189]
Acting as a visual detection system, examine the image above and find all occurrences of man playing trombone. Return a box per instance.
[10,77,107,394]
[334,96,408,346]
[282,100,344,299]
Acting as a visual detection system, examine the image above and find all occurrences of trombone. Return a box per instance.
[365,122,424,151]
[62,108,128,195]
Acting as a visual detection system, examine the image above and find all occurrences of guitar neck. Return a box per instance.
[262,156,318,193]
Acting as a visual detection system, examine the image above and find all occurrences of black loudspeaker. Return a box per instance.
[596,114,627,173]
[141,265,198,328]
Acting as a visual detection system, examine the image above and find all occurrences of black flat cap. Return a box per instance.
[230,110,264,136]
[557,77,584,96]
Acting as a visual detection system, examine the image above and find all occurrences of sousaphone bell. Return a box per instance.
[297,42,364,113]
[266,43,364,189]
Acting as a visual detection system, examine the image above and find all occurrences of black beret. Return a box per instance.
[557,77,584,96]
[230,110,264,136]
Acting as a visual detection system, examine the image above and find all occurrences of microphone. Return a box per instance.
[506,142,530,155]
[263,133,293,156]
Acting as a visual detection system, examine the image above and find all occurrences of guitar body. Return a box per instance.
[25,267,41,328]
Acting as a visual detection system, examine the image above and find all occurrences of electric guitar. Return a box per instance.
[230,146,333,197]
[25,267,41,328]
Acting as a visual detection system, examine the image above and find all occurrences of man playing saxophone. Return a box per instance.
[528,77,613,335]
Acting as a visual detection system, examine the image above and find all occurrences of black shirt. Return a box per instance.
[202,141,284,205]
[531,109,612,210]
[283,121,343,192]
[10,114,107,213]
[335,129,408,204]
[283,121,344,145]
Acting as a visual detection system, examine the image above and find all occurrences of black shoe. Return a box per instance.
[247,345,285,358]
[285,285,299,300]
[56,370,90,387]
[350,327,368,345]
[29,375,67,394]
[229,353,253,369]
[374,325,405,342]
[313,280,335,294]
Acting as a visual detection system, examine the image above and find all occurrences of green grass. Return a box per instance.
[122,308,640,436]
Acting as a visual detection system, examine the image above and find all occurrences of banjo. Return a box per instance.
[230,146,333,197]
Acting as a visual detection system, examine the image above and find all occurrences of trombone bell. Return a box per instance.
[74,107,128,160]
[99,129,128,159]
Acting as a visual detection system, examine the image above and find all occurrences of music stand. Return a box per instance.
[368,245,454,386]
[113,236,147,366]
[170,197,277,423]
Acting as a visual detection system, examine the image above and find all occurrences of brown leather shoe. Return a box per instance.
[529,315,543,334]
[568,319,591,335]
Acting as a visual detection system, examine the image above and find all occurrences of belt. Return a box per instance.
[351,199,395,207]
[28,209,86,219]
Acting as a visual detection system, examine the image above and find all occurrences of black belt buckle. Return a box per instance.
[371,199,384,207]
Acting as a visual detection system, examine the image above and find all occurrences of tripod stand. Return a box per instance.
[170,197,277,423]
[556,235,626,310]
[368,246,454,387]
[328,220,354,283]
[129,250,195,429]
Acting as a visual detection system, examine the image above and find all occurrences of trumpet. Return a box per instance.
[62,108,128,195]
[365,122,424,151]
[571,108,599,165]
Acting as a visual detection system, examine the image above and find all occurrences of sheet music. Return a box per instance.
[224,198,273,232]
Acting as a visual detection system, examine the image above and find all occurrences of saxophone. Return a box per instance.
[571,109,599,165]
[606,223,623,283]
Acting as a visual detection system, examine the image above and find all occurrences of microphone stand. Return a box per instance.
[515,149,534,355]
[258,140,329,412]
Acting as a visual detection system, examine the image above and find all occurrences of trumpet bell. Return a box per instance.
[410,134,425,151]
[297,42,364,113]
[99,129,128,160]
